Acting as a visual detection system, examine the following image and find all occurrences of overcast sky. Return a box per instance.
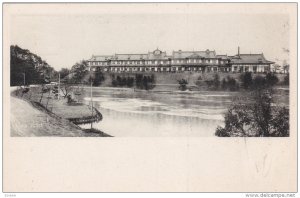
[10,5,290,70]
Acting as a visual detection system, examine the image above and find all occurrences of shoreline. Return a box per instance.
[11,87,112,137]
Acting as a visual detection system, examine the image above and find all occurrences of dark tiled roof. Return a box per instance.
[87,50,274,65]
[230,54,274,64]
[113,54,148,60]
[216,55,229,59]
[88,55,113,61]
[173,50,216,59]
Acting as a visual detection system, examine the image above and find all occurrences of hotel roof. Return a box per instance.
[230,54,274,64]
[88,49,274,64]
[172,49,217,59]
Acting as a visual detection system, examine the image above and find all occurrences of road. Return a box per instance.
[10,96,86,137]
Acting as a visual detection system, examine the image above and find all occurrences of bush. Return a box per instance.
[252,75,267,89]
[240,72,253,89]
[178,79,188,91]
[283,74,289,85]
[265,73,279,87]
[92,70,105,86]
[215,88,289,137]
[221,76,239,91]
[136,74,155,90]
[111,75,134,87]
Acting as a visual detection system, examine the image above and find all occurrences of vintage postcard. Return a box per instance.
[3,3,297,193]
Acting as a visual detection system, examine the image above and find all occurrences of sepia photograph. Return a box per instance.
[9,5,290,138]
[3,2,297,193]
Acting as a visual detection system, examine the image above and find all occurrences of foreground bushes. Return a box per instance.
[215,88,289,137]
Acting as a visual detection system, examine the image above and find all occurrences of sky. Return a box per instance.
[10,5,290,70]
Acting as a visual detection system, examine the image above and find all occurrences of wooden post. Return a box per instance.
[46,91,51,109]
[90,66,93,130]
[23,73,25,87]
[58,73,60,100]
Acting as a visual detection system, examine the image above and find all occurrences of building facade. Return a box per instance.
[87,48,274,73]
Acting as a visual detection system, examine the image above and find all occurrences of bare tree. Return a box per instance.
[60,84,73,98]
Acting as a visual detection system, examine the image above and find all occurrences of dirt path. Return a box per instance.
[10,96,86,137]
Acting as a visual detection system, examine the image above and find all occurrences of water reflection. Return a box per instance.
[80,88,239,137]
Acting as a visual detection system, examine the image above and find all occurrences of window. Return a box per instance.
[194,59,196,63]
[253,66,257,73]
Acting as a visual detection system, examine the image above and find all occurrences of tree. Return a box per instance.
[135,74,155,90]
[252,75,267,90]
[10,45,56,86]
[59,68,71,79]
[283,74,289,85]
[215,88,289,137]
[70,60,89,84]
[212,74,220,90]
[265,73,279,87]
[60,84,73,98]
[178,79,188,91]
[88,68,105,86]
[240,72,253,89]
[221,76,239,91]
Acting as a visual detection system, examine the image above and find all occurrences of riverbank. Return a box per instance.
[11,87,112,137]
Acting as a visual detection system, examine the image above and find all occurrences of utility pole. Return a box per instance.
[22,72,25,87]
[90,66,93,130]
[58,73,60,100]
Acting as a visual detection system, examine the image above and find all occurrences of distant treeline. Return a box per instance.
[111,74,155,90]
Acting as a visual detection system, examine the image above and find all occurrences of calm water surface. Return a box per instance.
[81,87,241,137]
[80,87,288,137]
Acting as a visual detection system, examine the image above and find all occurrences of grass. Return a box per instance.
[14,86,101,120]
[11,86,111,137]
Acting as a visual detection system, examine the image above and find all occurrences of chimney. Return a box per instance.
[238,46,240,56]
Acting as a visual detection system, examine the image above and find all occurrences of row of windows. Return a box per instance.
[232,65,269,72]
[89,59,227,66]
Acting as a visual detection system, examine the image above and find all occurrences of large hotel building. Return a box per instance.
[87,48,274,73]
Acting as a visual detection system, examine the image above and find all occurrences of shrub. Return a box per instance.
[178,79,188,91]
[265,73,279,86]
[252,75,267,89]
[215,88,289,137]
[283,74,289,85]
[240,72,253,89]
[221,76,239,91]
[136,74,155,90]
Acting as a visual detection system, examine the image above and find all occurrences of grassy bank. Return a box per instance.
[11,86,111,137]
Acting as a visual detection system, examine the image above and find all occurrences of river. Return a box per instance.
[80,87,243,137]
[80,87,289,137]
